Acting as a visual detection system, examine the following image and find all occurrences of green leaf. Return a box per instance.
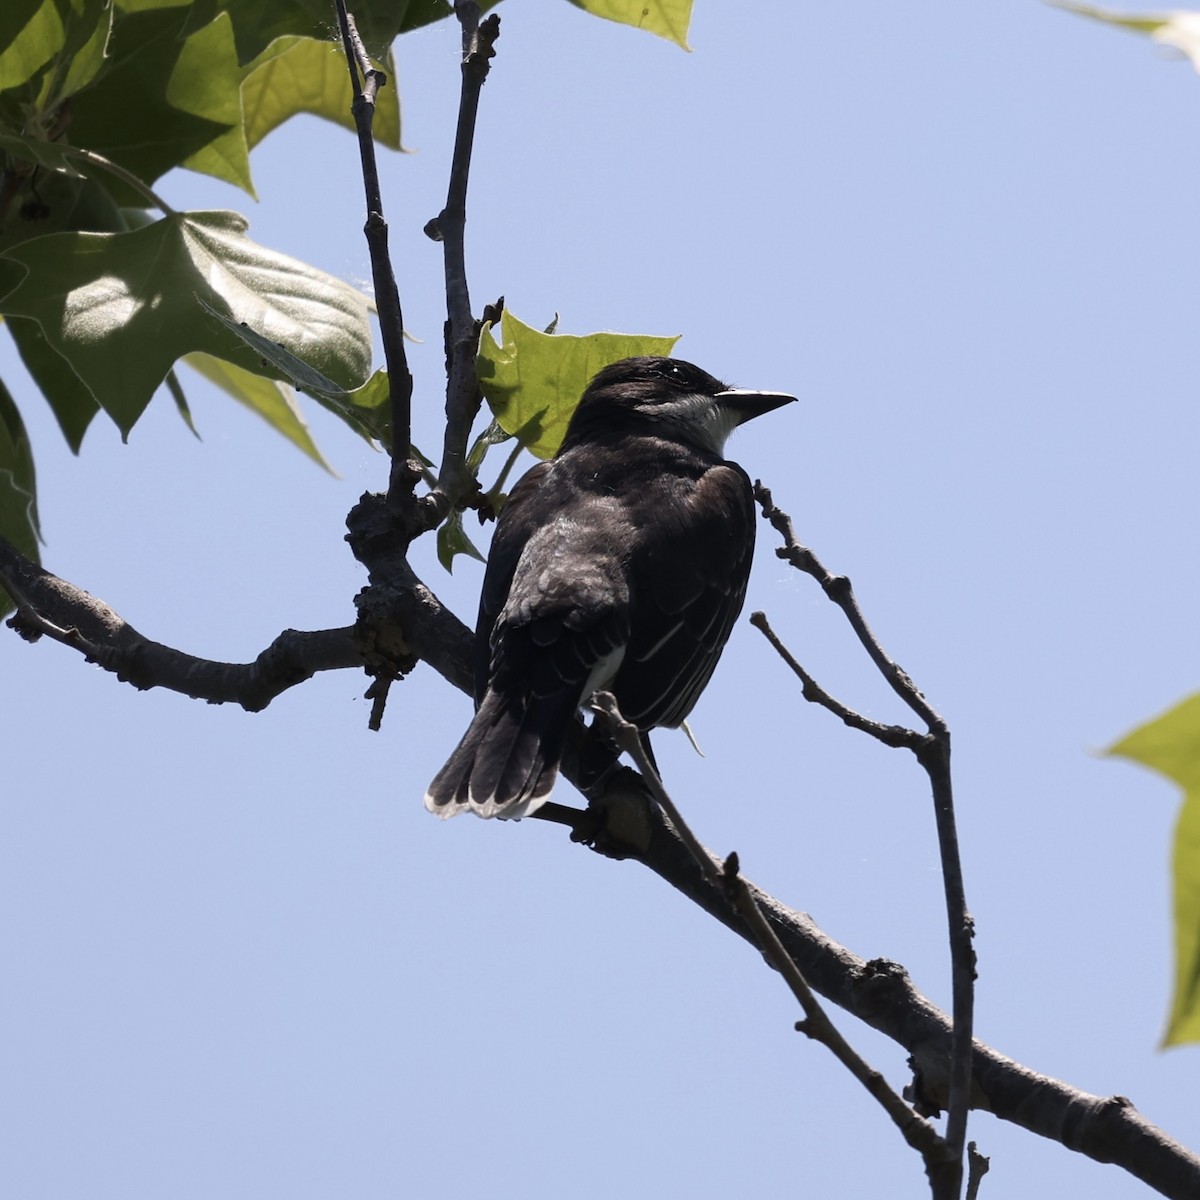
[0,374,41,618]
[476,309,679,459]
[568,0,693,50]
[201,304,392,448]
[113,0,191,13]
[0,0,62,93]
[183,351,332,469]
[65,8,247,199]
[1108,693,1200,1046]
[436,508,485,573]
[0,209,372,437]
[1047,2,1170,37]
[57,0,113,97]
[465,415,513,474]
[0,129,86,177]
[5,313,100,451]
[0,169,127,259]
[163,366,200,437]
[1047,0,1200,68]
[242,36,401,151]
[171,11,253,193]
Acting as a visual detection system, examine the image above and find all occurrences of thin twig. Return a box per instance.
[750,611,921,751]
[965,1142,990,1200]
[425,3,501,512]
[755,480,975,1198]
[332,1,415,503]
[589,691,951,1187]
[755,481,939,729]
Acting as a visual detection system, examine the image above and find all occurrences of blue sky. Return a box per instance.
[3,2,1199,1196]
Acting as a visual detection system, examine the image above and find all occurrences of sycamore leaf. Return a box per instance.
[476,309,679,459]
[0,171,127,258]
[58,0,112,97]
[0,130,86,177]
[113,0,192,13]
[568,0,693,50]
[465,415,514,474]
[0,209,372,437]
[1050,2,1200,68]
[171,11,253,193]
[5,314,99,452]
[436,508,485,573]
[0,0,62,92]
[164,367,200,438]
[65,7,249,198]
[328,367,392,447]
[1108,693,1200,1046]
[183,351,332,470]
[0,375,41,618]
[242,37,401,151]
[202,306,392,449]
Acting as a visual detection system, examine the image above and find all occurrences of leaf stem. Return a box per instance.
[65,146,177,216]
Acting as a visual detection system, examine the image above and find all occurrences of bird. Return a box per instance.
[424,355,795,820]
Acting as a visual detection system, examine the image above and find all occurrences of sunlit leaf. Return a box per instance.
[58,0,112,97]
[568,0,692,50]
[0,209,372,436]
[1108,694,1200,1046]
[476,309,679,459]
[1049,2,1200,69]
[171,12,253,193]
[65,7,247,198]
[242,37,401,151]
[0,0,62,92]
[1049,1,1171,36]
[202,308,391,448]
[0,375,41,618]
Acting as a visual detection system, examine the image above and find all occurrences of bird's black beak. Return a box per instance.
[715,388,798,425]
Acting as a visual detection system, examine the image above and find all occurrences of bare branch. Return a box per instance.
[755,481,940,729]
[750,610,922,751]
[591,691,952,1193]
[333,2,417,505]
[0,536,362,710]
[425,3,501,511]
[4,526,1197,1195]
[965,1143,990,1200]
[755,480,974,1194]
[560,770,1200,1199]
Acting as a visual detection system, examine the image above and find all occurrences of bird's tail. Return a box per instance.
[424,689,574,820]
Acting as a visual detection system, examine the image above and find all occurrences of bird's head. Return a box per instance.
[562,356,795,457]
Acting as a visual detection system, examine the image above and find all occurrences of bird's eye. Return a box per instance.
[660,362,686,384]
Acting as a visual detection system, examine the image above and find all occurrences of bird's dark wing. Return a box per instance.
[473,460,554,705]
[614,462,755,729]
[426,463,631,819]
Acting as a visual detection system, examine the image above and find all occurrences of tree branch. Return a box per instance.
[0,536,362,709]
[3,528,1197,1196]
[333,2,416,506]
[754,480,975,1196]
[591,691,953,1194]
[424,3,501,514]
[561,772,1200,1200]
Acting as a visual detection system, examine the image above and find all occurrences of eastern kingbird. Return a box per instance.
[425,355,795,819]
